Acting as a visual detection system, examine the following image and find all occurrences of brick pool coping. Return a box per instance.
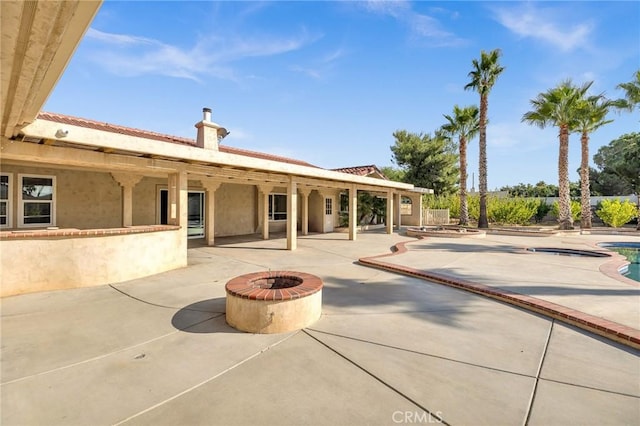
[358,238,640,351]
[225,271,323,301]
[589,242,640,288]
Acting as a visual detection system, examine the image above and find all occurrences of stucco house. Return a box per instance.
[0,1,428,297]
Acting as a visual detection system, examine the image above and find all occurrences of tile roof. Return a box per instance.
[331,165,388,179]
[37,112,318,168]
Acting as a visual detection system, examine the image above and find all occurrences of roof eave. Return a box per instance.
[18,118,415,191]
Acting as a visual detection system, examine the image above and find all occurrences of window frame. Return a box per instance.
[325,197,333,215]
[268,193,287,221]
[18,174,56,227]
[0,173,12,228]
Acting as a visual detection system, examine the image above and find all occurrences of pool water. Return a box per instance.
[599,242,640,282]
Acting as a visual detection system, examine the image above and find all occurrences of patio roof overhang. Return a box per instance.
[1,1,102,138]
[8,118,415,193]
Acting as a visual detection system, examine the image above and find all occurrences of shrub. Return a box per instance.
[595,199,638,228]
[488,197,540,225]
[534,202,552,223]
[424,194,542,225]
[424,194,460,218]
[551,200,581,223]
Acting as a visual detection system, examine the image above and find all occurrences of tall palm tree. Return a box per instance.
[464,49,505,229]
[574,94,614,229]
[522,80,592,230]
[616,69,640,115]
[441,105,480,226]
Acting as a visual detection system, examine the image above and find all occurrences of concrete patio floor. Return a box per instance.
[1,230,639,425]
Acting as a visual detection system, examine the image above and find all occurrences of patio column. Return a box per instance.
[348,184,357,241]
[168,171,188,236]
[386,190,394,234]
[258,184,273,240]
[299,187,311,236]
[287,178,298,250]
[395,193,402,229]
[111,173,142,227]
[202,180,222,246]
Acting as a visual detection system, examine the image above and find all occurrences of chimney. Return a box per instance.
[195,107,222,151]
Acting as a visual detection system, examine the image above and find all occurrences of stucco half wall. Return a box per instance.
[0,227,185,297]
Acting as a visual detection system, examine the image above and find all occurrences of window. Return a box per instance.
[268,194,287,221]
[0,174,11,228]
[19,174,55,227]
[325,198,333,215]
[401,196,412,215]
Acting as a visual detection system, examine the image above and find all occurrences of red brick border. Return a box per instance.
[359,238,640,351]
[0,225,180,239]
[225,271,323,301]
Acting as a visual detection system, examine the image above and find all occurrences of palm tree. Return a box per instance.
[522,80,592,230]
[574,94,614,229]
[616,69,640,115]
[441,105,480,226]
[464,49,505,229]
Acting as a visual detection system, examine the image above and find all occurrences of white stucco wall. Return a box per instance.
[308,190,323,233]
[214,183,257,236]
[401,193,423,226]
[0,228,186,297]
[133,176,166,225]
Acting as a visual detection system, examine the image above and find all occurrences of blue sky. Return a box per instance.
[44,1,639,190]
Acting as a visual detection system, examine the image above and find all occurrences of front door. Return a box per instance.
[159,189,205,239]
[324,197,334,233]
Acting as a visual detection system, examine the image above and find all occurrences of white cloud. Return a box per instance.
[87,28,157,46]
[492,4,593,52]
[291,47,347,80]
[360,0,466,47]
[84,27,318,82]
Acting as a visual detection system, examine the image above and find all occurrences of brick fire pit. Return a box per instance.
[225,271,323,333]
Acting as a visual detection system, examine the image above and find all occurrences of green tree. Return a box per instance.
[390,130,459,195]
[500,181,559,197]
[574,93,614,228]
[593,133,640,229]
[379,166,406,183]
[522,80,591,230]
[441,105,480,226]
[465,48,505,229]
[615,69,640,116]
[589,166,633,196]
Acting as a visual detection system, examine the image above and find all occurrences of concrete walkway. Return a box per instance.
[1,230,639,425]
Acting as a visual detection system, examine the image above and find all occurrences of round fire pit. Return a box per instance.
[225,271,323,334]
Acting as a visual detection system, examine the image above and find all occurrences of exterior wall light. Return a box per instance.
[55,129,69,138]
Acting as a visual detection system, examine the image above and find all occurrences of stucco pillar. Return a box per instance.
[348,184,357,241]
[395,193,402,229]
[299,187,311,236]
[111,173,142,227]
[386,190,394,234]
[168,171,188,234]
[258,184,273,240]
[202,180,222,246]
[287,178,298,250]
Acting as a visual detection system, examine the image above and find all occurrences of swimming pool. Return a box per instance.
[599,242,640,282]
